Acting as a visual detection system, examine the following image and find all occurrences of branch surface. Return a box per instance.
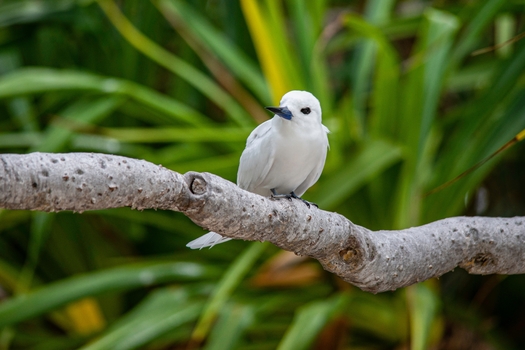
[1,152,524,293]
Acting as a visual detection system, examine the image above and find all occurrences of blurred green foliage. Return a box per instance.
[1,0,525,349]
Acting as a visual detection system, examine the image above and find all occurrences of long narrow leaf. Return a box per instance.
[349,0,395,131]
[240,0,294,102]
[394,8,459,228]
[451,0,506,64]
[406,283,441,350]
[0,261,217,328]
[97,0,251,126]
[81,288,203,350]
[204,304,254,350]
[156,0,269,102]
[102,126,250,143]
[32,97,122,153]
[343,14,401,139]
[277,293,349,350]
[191,242,268,342]
[314,139,402,209]
[0,68,210,126]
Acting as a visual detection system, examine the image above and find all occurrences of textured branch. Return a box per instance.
[1,152,524,293]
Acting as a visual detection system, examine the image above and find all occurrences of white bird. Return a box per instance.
[186,90,329,249]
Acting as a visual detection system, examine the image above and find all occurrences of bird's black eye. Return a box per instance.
[301,107,311,115]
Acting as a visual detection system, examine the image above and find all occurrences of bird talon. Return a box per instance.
[289,192,316,208]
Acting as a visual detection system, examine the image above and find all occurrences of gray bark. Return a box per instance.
[1,152,524,293]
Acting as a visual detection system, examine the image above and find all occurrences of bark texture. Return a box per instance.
[1,152,524,293]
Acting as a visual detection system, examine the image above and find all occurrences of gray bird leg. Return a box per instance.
[271,189,317,208]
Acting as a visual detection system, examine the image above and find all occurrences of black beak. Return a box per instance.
[265,106,293,120]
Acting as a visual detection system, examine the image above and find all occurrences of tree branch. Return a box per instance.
[1,152,524,293]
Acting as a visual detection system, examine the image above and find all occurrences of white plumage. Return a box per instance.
[187,90,329,249]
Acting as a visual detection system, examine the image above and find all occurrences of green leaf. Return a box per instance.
[240,0,299,100]
[286,0,326,93]
[102,127,250,143]
[32,97,122,153]
[16,212,54,293]
[203,304,254,350]
[394,8,459,228]
[0,0,77,27]
[348,0,396,130]
[0,132,42,148]
[452,0,506,64]
[277,293,349,350]
[314,139,402,209]
[97,0,251,126]
[495,13,515,58]
[0,68,210,126]
[345,292,408,342]
[191,242,268,342]
[0,261,217,328]
[80,288,203,350]
[156,0,270,102]
[425,42,525,221]
[343,13,401,139]
[406,283,441,350]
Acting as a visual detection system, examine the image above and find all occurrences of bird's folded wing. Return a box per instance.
[294,125,330,196]
[237,120,275,194]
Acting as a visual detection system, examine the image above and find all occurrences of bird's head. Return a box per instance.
[265,90,322,123]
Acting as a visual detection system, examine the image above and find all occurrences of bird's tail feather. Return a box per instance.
[186,232,232,249]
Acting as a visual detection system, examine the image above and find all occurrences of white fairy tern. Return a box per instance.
[187,90,329,249]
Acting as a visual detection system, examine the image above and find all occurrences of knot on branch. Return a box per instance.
[184,172,227,200]
[182,172,222,216]
[190,176,207,195]
[338,235,364,267]
[460,252,496,273]
[466,227,479,239]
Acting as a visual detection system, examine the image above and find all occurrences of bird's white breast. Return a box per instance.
[238,116,328,197]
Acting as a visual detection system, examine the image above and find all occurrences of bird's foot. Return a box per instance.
[271,190,317,208]
[290,192,318,208]
[270,189,293,201]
